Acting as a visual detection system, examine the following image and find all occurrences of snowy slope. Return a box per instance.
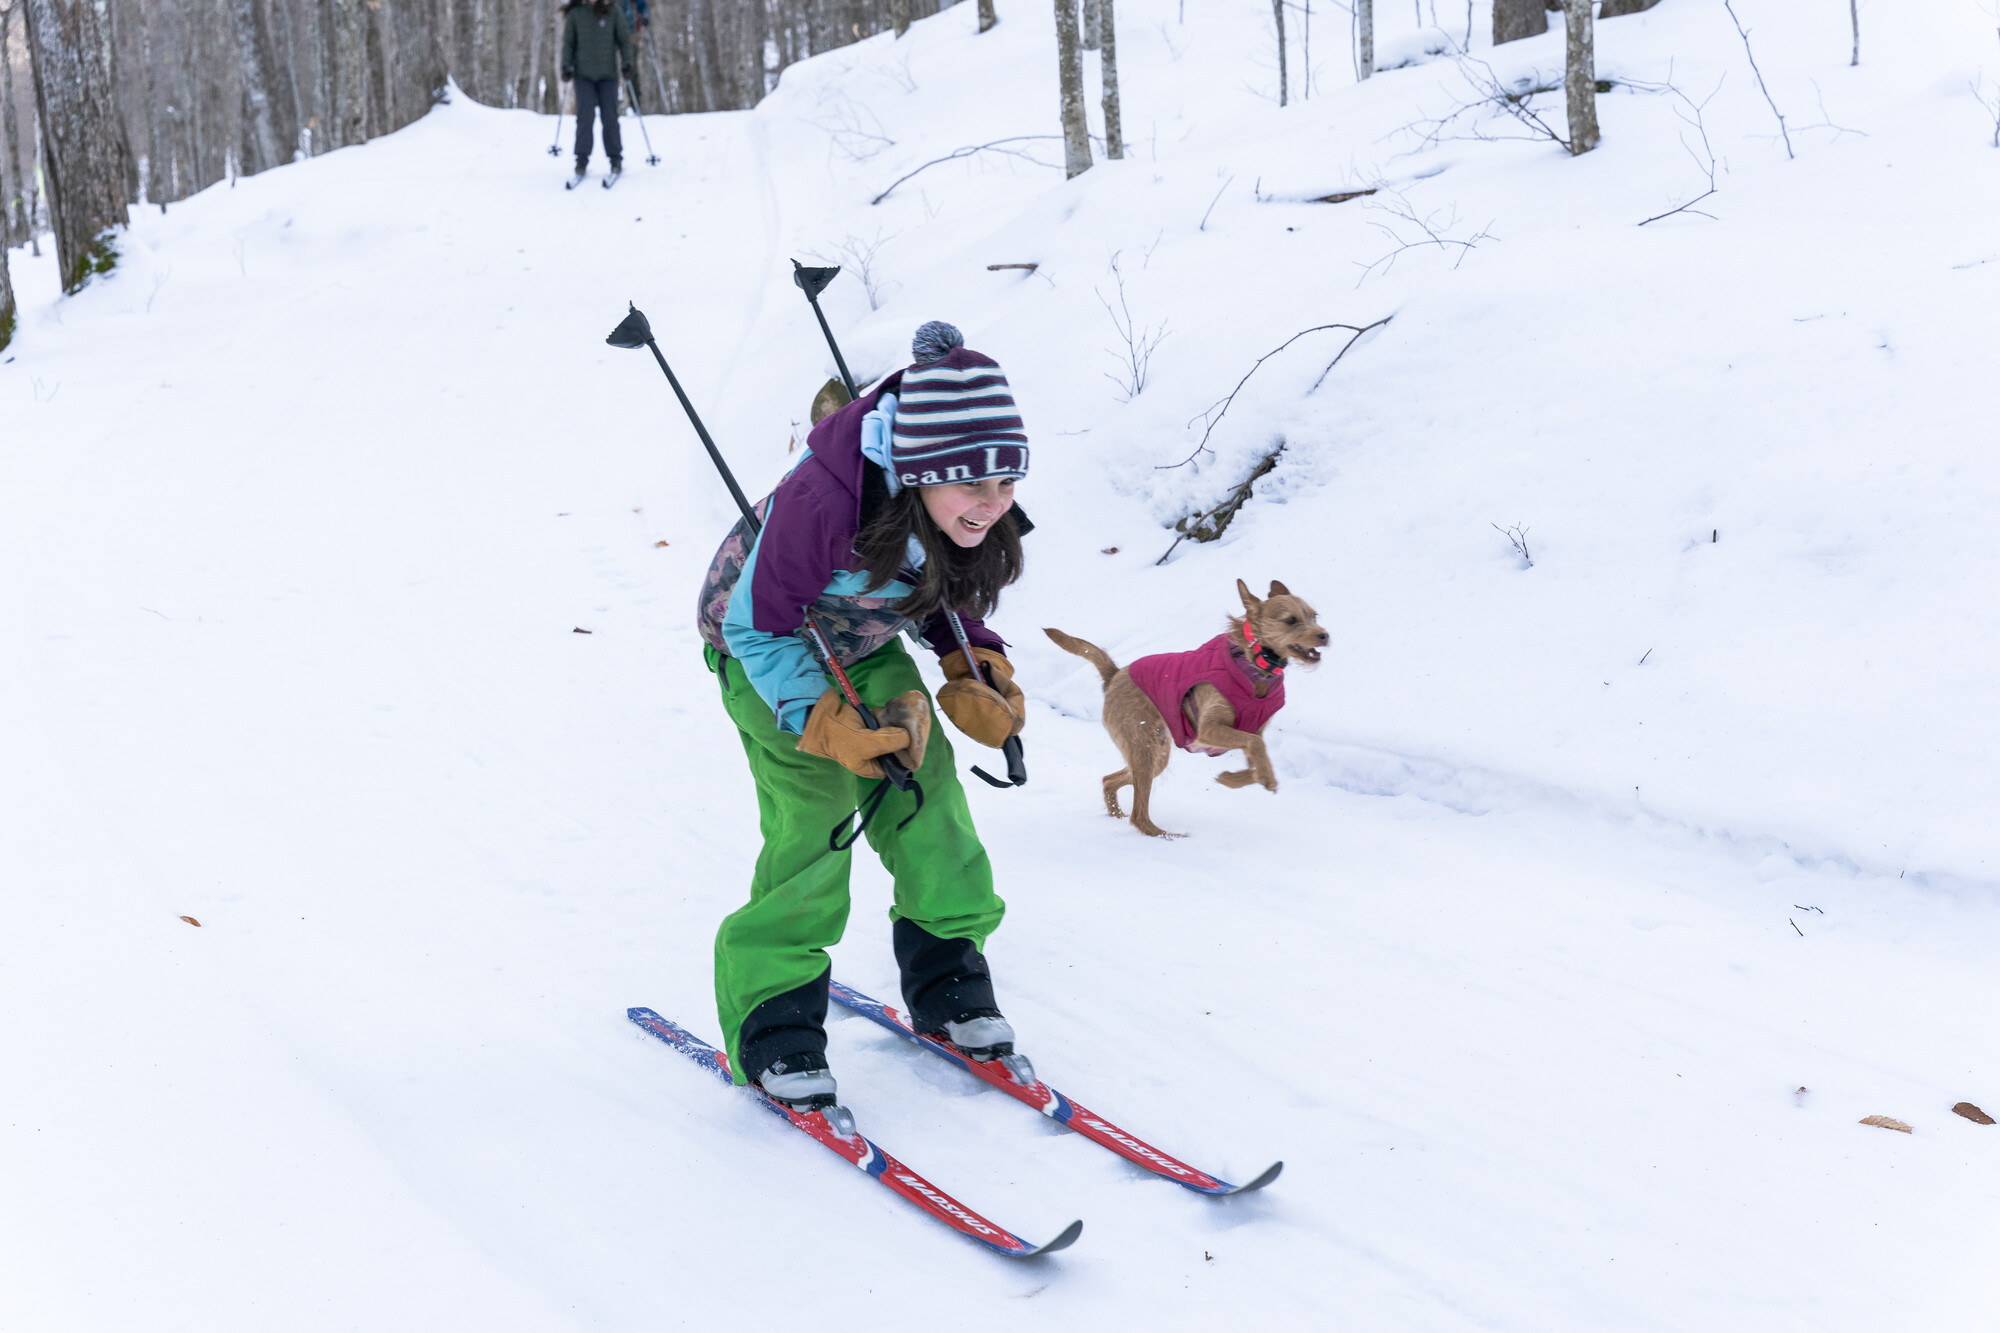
[4,1,1999,1329]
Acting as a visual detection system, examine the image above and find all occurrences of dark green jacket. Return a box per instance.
[562,2,635,83]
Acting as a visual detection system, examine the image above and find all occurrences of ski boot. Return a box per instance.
[565,163,587,190]
[943,1010,1037,1088]
[755,1052,856,1138]
[602,159,623,189]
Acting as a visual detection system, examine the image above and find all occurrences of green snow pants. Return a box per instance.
[706,639,1006,1084]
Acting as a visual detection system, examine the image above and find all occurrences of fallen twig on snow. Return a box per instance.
[1156,444,1286,564]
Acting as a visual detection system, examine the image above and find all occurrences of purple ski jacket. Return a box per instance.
[1125,634,1286,754]
[697,372,1008,734]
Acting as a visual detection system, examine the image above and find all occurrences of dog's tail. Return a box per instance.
[1043,628,1120,689]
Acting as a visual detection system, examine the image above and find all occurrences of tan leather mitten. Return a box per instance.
[877,690,933,774]
[936,648,1026,748]
[796,689,914,779]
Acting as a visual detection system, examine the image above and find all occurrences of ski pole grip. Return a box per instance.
[1001,735,1027,786]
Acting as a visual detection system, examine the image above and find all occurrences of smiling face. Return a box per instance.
[921,477,1017,548]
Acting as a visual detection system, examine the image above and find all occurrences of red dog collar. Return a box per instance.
[1240,623,1286,675]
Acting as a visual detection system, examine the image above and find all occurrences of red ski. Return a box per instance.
[829,980,1282,1196]
[627,1007,1082,1258]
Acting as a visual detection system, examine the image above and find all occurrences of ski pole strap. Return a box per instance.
[828,774,924,852]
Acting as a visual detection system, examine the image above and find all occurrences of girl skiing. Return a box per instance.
[696,321,1032,1112]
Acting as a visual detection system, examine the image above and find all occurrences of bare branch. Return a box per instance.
[1724,0,1792,159]
[1406,54,1572,152]
[1199,174,1236,231]
[1355,192,1496,284]
[1630,76,1724,225]
[1161,317,1391,468]
[804,231,900,311]
[1977,70,2000,149]
[1098,251,1170,401]
[1493,522,1533,567]
[870,137,1066,205]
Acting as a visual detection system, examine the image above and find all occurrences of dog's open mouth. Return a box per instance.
[1290,646,1323,664]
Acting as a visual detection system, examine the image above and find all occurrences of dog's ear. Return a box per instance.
[1236,578,1261,614]
[1267,579,1292,599]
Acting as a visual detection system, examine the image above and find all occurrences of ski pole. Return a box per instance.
[548,83,566,157]
[787,261,1028,789]
[626,77,662,166]
[791,261,859,401]
[605,304,921,829]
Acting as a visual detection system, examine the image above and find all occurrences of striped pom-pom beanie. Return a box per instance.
[888,321,1029,488]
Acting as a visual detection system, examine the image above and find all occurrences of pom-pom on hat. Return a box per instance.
[889,321,1029,488]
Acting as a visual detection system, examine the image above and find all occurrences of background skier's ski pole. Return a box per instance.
[789,260,1028,789]
[548,85,566,157]
[626,78,662,166]
[604,304,920,834]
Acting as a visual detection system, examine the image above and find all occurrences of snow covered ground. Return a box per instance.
[5,0,1999,1328]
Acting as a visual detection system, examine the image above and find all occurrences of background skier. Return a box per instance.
[560,0,636,181]
[695,321,1032,1112]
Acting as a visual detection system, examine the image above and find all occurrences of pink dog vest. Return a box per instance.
[1125,634,1286,755]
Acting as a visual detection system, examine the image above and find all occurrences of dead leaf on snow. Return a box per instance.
[1859,1115,1912,1133]
[654,540,669,548]
[179,915,201,927]
[1952,1102,1995,1125]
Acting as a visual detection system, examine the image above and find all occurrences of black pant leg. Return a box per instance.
[893,918,998,1033]
[572,78,600,166]
[596,77,623,166]
[737,967,832,1081]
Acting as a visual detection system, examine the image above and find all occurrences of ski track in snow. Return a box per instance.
[4,1,2000,1329]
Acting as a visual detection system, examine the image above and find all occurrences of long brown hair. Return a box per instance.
[853,464,1023,623]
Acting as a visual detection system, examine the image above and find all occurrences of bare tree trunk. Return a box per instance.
[1080,0,1098,49]
[1054,0,1090,178]
[1562,0,1597,154]
[1848,0,1858,65]
[1354,0,1371,80]
[1598,0,1659,16]
[227,0,282,170]
[977,0,994,32]
[3,0,30,243]
[23,0,134,291]
[889,0,909,37]
[1493,0,1546,44]
[1271,0,1286,106]
[0,235,15,351]
[1098,0,1120,157]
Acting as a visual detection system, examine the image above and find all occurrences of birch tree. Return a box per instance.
[1272,0,1287,105]
[1562,0,1598,154]
[1355,0,1373,80]
[24,0,134,291]
[1055,0,1091,178]
[1099,0,1121,157]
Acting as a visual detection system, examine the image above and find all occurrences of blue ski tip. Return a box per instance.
[1026,1219,1084,1257]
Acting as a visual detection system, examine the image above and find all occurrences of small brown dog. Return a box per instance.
[1045,579,1328,837]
